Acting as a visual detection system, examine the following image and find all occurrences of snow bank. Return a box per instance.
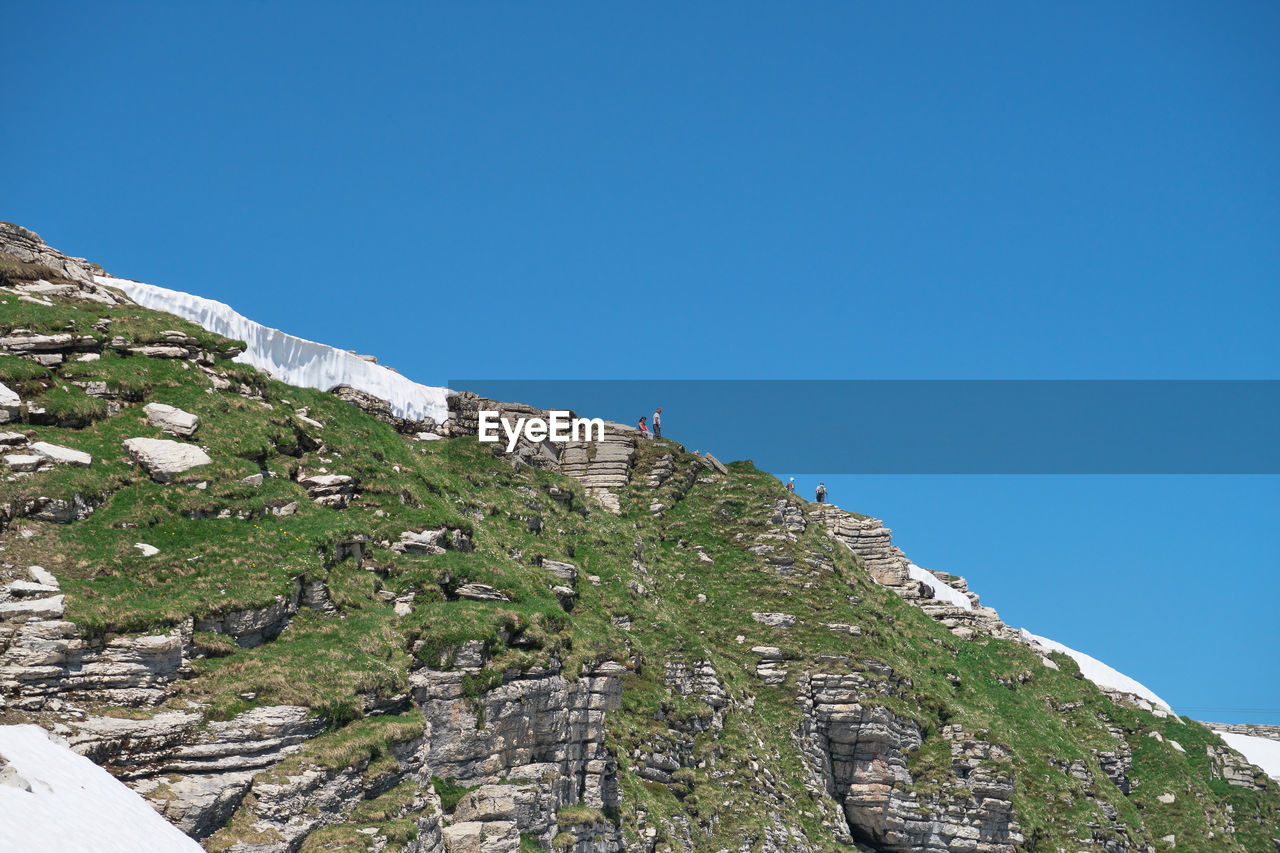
[1019,629,1173,711]
[0,724,202,852]
[1217,732,1280,781]
[907,563,973,610]
[97,276,451,424]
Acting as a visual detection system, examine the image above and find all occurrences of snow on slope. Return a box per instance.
[1217,732,1280,781]
[0,724,202,852]
[907,563,973,610]
[98,276,451,424]
[1019,629,1173,711]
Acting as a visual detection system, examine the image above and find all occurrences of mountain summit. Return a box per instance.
[0,223,1277,852]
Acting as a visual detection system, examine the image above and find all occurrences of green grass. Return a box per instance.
[264,712,425,781]
[2,287,1277,851]
[431,777,479,813]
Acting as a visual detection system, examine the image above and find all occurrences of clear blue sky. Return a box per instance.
[4,3,1276,720]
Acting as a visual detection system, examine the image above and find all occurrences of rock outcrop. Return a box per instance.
[0,222,123,303]
[797,667,1022,853]
[412,662,625,851]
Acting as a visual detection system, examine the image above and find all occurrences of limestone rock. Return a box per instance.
[298,472,355,508]
[0,222,108,289]
[542,559,578,584]
[27,566,59,588]
[441,820,520,853]
[123,437,212,482]
[29,441,92,467]
[752,612,797,629]
[0,382,19,421]
[0,594,66,620]
[134,543,159,557]
[3,454,43,472]
[456,583,509,602]
[6,579,60,597]
[143,402,199,438]
[392,528,447,555]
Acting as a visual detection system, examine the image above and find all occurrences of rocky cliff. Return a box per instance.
[1,225,1278,852]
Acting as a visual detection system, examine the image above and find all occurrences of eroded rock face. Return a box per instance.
[224,727,435,852]
[329,383,436,434]
[298,472,356,508]
[797,668,1023,853]
[0,223,104,289]
[194,581,301,648]
[813,505,1016,643]
[70,705,327,839]
[0,616,190,709]
[446,393,638,513]
[412,662,625,851]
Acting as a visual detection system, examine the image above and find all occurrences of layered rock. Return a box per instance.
[0,607,190,709]
[411,662,625,851]
[0,222,108,290]
[70,705,328,839]
[446,392,638,513]
[330,384,436,435]
[298,472,356,508]
[812,505,1015,642]
[797,668,1022,853]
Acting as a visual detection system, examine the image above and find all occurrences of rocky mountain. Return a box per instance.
[0,222,1277,852]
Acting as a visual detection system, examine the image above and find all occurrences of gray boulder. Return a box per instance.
[143,402,199,438]
[30,441,93,467]
[0,383,19,422]
[123,437,212,483]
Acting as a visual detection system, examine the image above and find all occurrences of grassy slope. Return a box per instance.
[1,291,1276,852]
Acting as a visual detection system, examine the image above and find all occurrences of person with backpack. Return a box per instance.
[638,416,651,439]
[815,482,827,503]
[653,407,662,438]
[786,477,795,493]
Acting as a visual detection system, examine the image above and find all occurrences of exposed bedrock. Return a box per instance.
[797,669,1023,853]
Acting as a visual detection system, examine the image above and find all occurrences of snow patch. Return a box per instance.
[97,276,451,424]
[1019,629,1173,712]
[907,563,972,610]
[0,724,202,852]
[1218,732,1280,781]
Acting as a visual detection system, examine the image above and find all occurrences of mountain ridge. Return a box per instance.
[0,223,1276,852]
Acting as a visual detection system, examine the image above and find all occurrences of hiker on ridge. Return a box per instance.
[653,407,662,438]
[638,416,651,439]
[816,482,827,503]
[786,478,795,493]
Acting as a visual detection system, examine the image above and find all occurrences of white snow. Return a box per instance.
[97,276,451,424]
[1218,732,1280,781]
[1019,628,1173,712]
[0,724,202,852]
[907,563,973,610]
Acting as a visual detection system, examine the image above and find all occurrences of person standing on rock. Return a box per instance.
[638,416,651,439]
[653,407,662,438]
[815,482,827,503]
